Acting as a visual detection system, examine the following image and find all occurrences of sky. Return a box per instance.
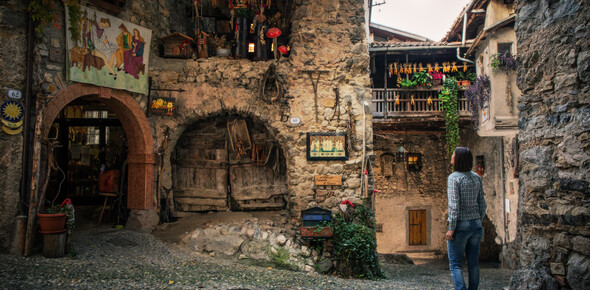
[370,0,472,41]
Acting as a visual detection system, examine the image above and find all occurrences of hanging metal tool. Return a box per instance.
[331,87,341,121]
[302,69,329,122]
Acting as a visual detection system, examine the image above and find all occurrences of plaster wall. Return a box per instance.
[375,195,447,254]
[485,0,514,26]
[476,27,520,136]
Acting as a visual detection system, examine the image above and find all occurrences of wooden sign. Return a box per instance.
[150,97,176,116]
[314,175,342,186]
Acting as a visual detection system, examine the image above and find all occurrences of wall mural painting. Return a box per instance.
[65,5,152,94]
[306,132,349,161]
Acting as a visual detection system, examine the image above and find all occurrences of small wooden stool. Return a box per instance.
[98,192,118,224]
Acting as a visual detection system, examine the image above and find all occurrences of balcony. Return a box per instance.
[371,88,471,121]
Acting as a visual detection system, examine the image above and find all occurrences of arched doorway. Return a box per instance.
[172,114,287,213]
[42,84,155,211]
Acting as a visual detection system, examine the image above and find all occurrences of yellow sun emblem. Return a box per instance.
[1,101,24,122]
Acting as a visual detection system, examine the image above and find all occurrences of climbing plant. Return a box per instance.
[331,202,384,279]
[464,75,491,128]
[439,77,460,159]
[28,0,81,35]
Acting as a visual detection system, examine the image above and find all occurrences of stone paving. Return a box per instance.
[0,227,515,289]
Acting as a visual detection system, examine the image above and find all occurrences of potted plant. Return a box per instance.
[400,79,417,89]
[490,53,518,74]
[412,71,433,88]
[212,34,231,57]
[430,72,444,86]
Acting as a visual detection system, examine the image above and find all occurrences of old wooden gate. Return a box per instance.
[409,209,427,245]
[172,117,287,212]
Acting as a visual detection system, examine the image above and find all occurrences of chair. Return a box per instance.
[97,161,127,224]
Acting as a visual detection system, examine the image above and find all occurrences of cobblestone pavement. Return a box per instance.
[0,228,514,289]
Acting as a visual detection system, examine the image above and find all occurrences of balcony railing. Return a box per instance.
[371,88,471,120]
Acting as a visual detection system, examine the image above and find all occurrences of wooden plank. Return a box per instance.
[175,188,227,199]
[175,197,227,207]
[314,175,343,186]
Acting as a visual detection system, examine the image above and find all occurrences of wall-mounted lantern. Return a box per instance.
[396,146,407,163]
[476,155,485,176]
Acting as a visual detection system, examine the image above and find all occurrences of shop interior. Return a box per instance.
[47,99,128,225]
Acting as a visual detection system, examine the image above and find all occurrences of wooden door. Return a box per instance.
[229,129,287,210]
[173,118,286,213]
[409,210,427,245]
[173,123,229,212]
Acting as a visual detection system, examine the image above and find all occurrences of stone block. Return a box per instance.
[550,262,565,275]
[126,209,159,233]
[572,236,590,256]
[567,253,590,290]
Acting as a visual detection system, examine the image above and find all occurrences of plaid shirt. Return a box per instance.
[447,171,487,231]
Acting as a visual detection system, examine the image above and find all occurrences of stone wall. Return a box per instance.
[0,0,27,253]
[511,0,590,289]
[150,0,372,220]
[4,0,371,245]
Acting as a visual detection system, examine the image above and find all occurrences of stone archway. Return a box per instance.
[42,83,156,210]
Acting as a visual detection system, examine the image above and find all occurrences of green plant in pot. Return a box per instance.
[400,79,417,89]
[412,71,433,88]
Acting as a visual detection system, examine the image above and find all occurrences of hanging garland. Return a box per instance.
[439,77,460,159]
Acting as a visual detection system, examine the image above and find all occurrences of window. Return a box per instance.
[407,153,422,173]
[497,42,513,57]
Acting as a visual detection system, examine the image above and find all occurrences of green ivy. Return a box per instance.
[29,0,57,34]
[331,203,384,279]
[439,77,460,159]
[67,3,82,45]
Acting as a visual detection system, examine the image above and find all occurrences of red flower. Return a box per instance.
[340,200,354,207]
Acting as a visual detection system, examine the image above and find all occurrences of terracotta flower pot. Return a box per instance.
[38,213,66,234]
[461,80,471,87]
[300,226,333,239]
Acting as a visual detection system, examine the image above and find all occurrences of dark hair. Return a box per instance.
[454,147,473,172]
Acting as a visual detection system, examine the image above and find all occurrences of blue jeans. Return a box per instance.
[447,219,483,290]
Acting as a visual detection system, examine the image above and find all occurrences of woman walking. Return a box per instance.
[446,147,487,290]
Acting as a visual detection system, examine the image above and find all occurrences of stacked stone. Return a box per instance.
[511,0,590,289]
[183,217,330,273]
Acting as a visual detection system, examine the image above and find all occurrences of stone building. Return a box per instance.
[369,0,520,264]
[0,0,373,257]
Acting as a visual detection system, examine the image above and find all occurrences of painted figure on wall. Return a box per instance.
[66,4,152,94]
[123,29,145,79]
[115,23,132,70]
[87,14,117,78]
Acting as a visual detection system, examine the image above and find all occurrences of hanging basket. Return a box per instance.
[38,213,66,234]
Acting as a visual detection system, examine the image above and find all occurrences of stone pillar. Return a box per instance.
[126,153,156,210]
[510,0,590,289]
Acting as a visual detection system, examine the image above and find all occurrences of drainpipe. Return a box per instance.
[21,0,36,215]
[457,2,474,64]
[458,11,475,64]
